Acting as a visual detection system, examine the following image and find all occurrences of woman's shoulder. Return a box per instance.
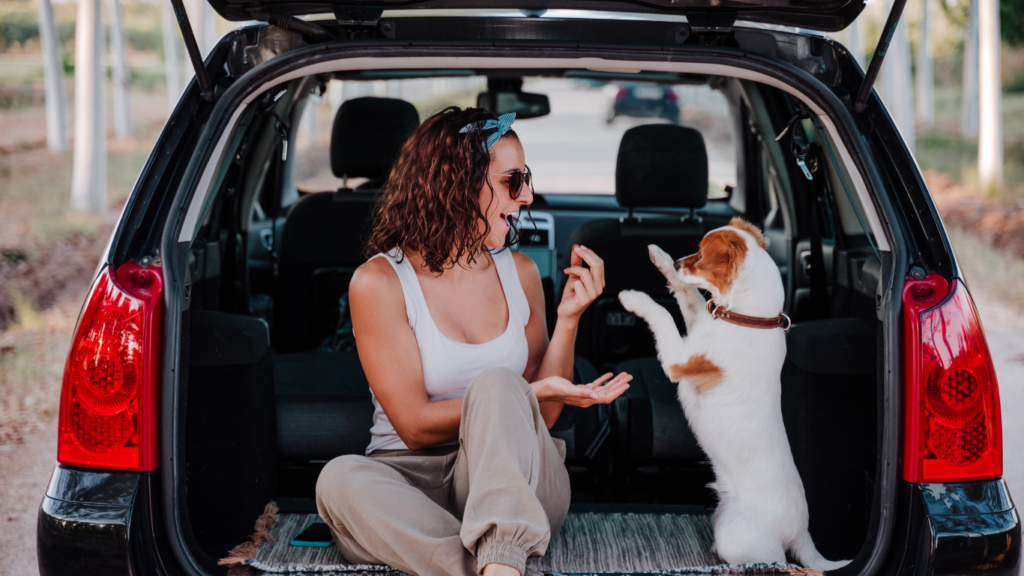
[510,250,541,286]
[350,256,403,303]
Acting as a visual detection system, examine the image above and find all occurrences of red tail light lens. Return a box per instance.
[57,261,163,471]
[616,88,628,99]
[901,274,1002,482]
[664,89,678,103]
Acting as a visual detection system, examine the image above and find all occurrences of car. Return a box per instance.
[606,83,681,124]
[37,0,1020,574]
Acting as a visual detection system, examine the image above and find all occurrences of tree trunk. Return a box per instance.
[37,0,67,152]
[160,0,183,112]
[961,0,979,137]
[883,0,916,151]
[915,0,934,127]
[109,0,131,140]
[978,0,1002,192]
[188,0,218,58]
[71,0,108,212]
[846,17,866,70]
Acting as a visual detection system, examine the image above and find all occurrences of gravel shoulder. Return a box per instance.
[0,418,55,576]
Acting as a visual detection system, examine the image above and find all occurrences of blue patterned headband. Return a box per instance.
[459,112,516,152]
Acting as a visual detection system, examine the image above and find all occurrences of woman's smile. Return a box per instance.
[480,137,531,247]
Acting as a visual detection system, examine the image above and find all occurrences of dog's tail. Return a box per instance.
[791,531,851,572]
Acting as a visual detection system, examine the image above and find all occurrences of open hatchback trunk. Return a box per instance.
[203,0,865,31]
[160,13,904,572]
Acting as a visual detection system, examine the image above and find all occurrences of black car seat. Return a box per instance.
[273,97,420,352]
[781,317,877,560]
[611,357,712,503]
[186,311,278,559]
[566,124,711,370]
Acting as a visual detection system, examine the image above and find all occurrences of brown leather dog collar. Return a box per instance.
[706,299,792,331]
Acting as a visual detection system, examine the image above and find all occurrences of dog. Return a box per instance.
[618,217,850,572]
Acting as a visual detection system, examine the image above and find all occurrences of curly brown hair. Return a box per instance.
[365,106,526,273]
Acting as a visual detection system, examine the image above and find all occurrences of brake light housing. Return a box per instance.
[901,274,1002,482]
[57,261,163,471]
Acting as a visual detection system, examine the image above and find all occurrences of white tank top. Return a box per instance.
[364,247,531,454]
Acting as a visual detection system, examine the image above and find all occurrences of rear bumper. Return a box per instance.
[882,480,1020,576]
[38,467,1019,576]
[37,465,172,576]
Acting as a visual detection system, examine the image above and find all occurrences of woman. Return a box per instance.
[316,107,631,576]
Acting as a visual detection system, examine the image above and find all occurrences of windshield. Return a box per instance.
[292,76,736,196]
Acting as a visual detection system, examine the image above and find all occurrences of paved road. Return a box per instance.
[513,79,736,194]
[973,289,1024,502]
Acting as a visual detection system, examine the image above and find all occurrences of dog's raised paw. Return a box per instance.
[648,244,674,270]
[619,290,652,315]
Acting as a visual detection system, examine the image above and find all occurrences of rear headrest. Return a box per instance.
[331,97,420,181]
[615,124,709,209]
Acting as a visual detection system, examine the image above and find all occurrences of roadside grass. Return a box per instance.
[915,130,1024,202]
[0,101,161,249]
[948,227,1024,311]
[0,297,78,444]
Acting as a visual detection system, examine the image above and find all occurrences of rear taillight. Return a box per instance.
[664,89,678,103]
[616,88,628,99]
[57,261,163,471]
[901,274,1002,482]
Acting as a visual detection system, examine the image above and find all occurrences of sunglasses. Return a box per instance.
[491,166,533,199]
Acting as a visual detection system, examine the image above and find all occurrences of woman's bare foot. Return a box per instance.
[482,563,521,576]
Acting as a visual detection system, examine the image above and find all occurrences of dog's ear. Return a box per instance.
[729,217,768,250]
[694,230,748,294]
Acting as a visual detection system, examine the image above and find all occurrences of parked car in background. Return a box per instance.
[607,83,680,124]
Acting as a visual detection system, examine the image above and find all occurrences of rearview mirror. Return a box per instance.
[476,90,550,119]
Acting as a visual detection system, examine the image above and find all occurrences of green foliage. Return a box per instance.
[1007,73,1024,93]
[0,5,38,51]
[1004,0,1024,46]
[125,26,162,53]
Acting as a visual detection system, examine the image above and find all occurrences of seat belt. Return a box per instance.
[777,108,830,320]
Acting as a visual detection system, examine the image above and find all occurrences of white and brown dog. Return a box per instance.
[618,217,849,572]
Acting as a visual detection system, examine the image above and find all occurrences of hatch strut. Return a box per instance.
[853,0,909,112]
[169,0,214,102]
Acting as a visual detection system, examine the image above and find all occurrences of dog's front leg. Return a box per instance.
[647,244,706,328]
[619,290,686,361]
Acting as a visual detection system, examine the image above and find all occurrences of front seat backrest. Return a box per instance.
[331,96,421,189]
[567,124,710,368]
[274,97,420,352]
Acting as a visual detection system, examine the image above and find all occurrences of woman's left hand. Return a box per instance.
[533,372,632,408]
[558,244,605,322]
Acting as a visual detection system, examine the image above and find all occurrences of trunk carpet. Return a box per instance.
[234,511,808,575]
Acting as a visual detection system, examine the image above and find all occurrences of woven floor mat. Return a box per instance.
[238,512,811,575]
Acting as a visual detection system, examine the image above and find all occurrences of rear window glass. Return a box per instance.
[292,76,736,196]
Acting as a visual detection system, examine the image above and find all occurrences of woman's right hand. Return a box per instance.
[532,372,632,408]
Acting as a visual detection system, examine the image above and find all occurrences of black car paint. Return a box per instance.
[37,15,1003,576]
[203,0,864,32]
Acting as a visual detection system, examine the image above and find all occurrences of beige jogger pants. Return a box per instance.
[315,367,571,576]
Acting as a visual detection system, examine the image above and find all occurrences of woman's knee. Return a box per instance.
[466,367,529,402]
[317,455,375,505]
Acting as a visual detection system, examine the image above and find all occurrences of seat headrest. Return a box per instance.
[330,97,420,181]
[615,124,709,209]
